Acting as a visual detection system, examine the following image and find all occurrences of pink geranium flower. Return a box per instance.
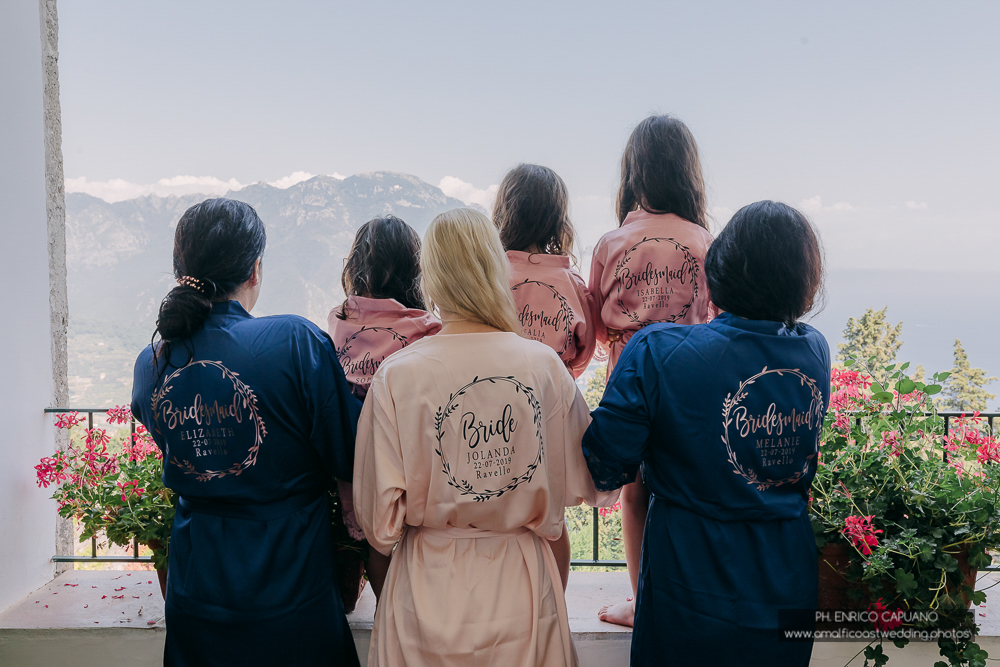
[843,515,882,556]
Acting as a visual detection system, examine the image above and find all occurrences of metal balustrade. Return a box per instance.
[43,407,997,571]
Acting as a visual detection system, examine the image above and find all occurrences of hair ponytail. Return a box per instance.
[154,198,266,362]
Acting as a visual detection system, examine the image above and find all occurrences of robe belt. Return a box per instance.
[178,488,323,521]
[413,525,531,539]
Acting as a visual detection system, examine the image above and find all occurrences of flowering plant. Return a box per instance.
[811,358,999,667]
[35,407,175,571]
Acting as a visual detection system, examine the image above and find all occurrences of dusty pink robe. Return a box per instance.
[588,210,713,372]
[329,296,441,539]
[328,296,442,394]
[506,251,597,378]
[354,332,619,667]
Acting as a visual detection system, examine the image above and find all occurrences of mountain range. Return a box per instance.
[66,171,472,405]
[66,171,1000,409]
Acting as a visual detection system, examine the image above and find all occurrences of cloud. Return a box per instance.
[798,196,854,213]
[438,176,499,210]
[906,201,928,210]
[268,171,315,189]
[65,171,349,202]
[65,175,244,203]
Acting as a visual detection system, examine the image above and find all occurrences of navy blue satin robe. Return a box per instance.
[132,301,362,666]
[583,313,830,666]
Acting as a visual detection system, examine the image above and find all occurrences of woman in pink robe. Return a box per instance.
[329,215,441,399]
[587,115,714,628]
[354,208,618,667]
[493,164,598,378]
[329,215,441,602]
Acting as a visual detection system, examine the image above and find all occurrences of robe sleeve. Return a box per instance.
[130,345,164,451]
[561,376,620,508]
[353,372,407,556]
[581,334,661,492]
[300,325,362,483]
[567,269,598,379]
[587,239,609,348]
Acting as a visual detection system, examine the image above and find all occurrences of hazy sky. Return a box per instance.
[59,1,1000,269]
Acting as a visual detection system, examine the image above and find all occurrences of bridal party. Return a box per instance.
[131,114,830,666]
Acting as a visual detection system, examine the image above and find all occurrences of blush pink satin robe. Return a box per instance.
[329,295,441,540]
[588,210,714,372]
[328,296,442,394]
[354,332,619,667]
[506,251,598,379]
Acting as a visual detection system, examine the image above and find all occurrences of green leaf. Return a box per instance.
[896,378,916,395]
[844,358,855,367]
[936,371,951,381]
[894,568,918,597]
[899,362,910,371]
[873,391,895,403]
[969,549,993,569]
[924,384,942,395]
[892,638,908,649]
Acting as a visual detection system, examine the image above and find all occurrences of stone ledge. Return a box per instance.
[1,571,998,666]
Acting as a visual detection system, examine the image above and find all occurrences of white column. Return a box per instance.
[0,0,65,611]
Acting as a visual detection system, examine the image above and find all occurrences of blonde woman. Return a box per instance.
[354,208,618,666]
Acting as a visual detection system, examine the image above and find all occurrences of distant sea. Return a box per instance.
[808,270,998,407]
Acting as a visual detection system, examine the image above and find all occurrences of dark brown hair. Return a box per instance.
[492,164,574,256]
[705,200,823,328]
[156,198,266,342]
[337,215,425,319]
[616,115,708,229]
[152,198,266,371]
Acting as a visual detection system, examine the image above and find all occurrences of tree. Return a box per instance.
[584,366,607,410]
[837,307,904,369]
[938,339,997,412]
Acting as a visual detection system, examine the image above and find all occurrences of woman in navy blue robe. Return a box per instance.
[131,198,362,666]
[583,201,830,666]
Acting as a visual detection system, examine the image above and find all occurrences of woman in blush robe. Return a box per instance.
[328,215,441,602]
[329,215,441,399]
[493,164,597,378]
[131,199,361,666]
[583,201,830,666]
[354,208,619,667]
[588,115,715,627]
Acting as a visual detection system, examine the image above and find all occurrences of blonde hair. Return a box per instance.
[421,208,522,334]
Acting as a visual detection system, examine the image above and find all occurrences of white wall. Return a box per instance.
[0,0,59,610]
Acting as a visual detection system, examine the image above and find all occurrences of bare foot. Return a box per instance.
[597,599,634,627]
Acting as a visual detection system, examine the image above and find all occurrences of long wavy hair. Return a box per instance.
[492,163,575,258]
[616,114,708,229]
[336,215,425,319]
[421,208,522,334]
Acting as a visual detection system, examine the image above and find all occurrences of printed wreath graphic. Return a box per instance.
[151,360,268,483]
[613,237,700,325]
[510,279,575,355]
[335,326,409,361]
[433,375,544,502]
[721,367,823,491]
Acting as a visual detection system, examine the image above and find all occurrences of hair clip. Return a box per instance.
[177,276,206,294]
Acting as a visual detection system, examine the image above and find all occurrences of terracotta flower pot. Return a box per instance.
[818,543,978,610]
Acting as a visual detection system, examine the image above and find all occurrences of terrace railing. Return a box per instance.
[45,407,151,564]
[44,408,997,571]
